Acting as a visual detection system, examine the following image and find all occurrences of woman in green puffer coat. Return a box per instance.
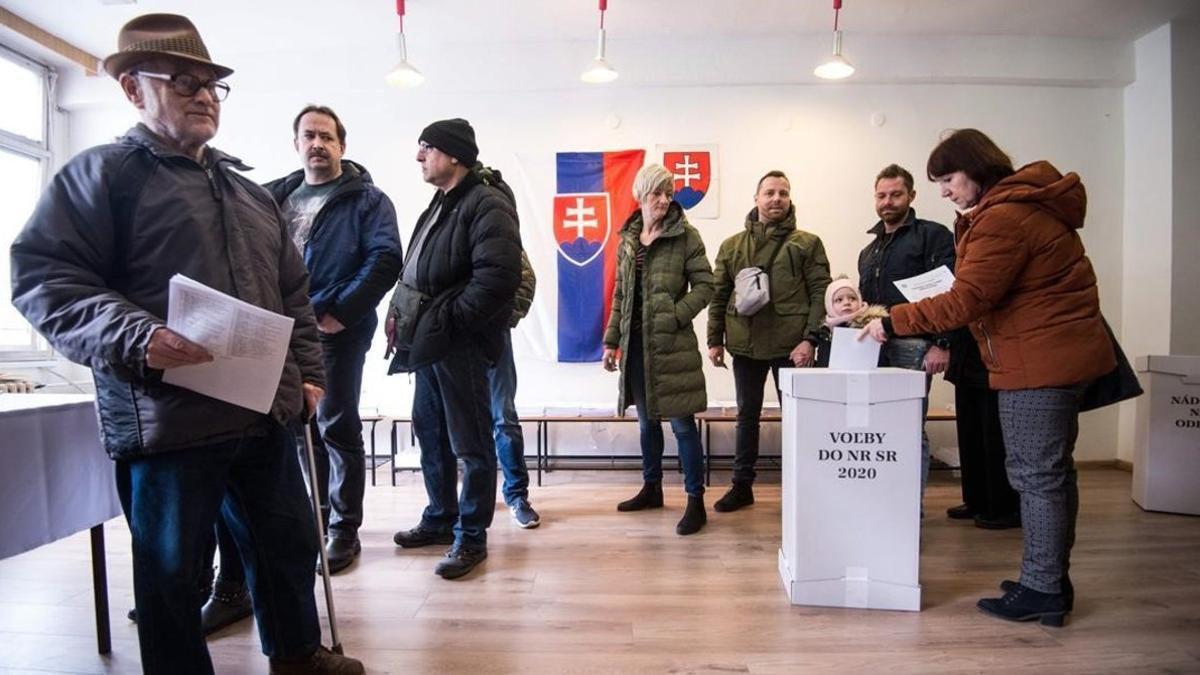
[602,164,714,535]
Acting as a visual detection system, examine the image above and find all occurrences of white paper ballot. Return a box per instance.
[163,274,294,414]
[828,326,882,369]
[893,265,955,302]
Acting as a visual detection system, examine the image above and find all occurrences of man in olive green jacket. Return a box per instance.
[706,170,832,512]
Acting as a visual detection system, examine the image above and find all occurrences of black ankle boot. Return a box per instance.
[617,481,663,512]
[978,583,1069,626]
[675,495,707,535]
[713,482,754,512]
[1000,575,1073,611]
[201,576,253,635]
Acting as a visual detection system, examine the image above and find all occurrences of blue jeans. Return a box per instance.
[489,330,530,506]
[731,354,793,485]
[625,330,705,496]
[413,342,498,549]
[880,337,932,492]
[115,420,320,674]
[309,317,374,541]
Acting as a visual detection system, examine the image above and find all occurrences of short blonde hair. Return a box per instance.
[631,164,674,203]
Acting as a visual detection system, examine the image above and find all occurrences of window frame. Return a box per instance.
[0,44,55,364]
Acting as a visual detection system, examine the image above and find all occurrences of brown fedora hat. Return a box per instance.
[102,13,233,79]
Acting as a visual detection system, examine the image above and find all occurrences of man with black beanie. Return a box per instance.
[386,118,522,580]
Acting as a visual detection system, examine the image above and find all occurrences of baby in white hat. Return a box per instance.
[813,275,889,366]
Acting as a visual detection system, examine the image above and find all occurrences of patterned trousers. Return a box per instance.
[997,386,1084,594]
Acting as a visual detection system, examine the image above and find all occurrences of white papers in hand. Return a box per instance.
[828,326,881,369]
[893,265,955,302]
[162,274,294,414]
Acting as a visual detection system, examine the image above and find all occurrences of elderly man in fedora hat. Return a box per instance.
[10,14,363,675]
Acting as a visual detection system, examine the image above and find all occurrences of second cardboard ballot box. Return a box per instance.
[778,367,926,611]
[1133,355,1200,516]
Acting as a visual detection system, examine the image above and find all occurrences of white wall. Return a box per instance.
[1119,24,1176,463]
[1170,19,1200,355]
[57,33,1132,461]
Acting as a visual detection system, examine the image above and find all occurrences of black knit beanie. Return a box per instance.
[419,118,478,166]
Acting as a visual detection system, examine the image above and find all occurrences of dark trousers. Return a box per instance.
[955,384,1019,518]
[414,342,498,549]
[489,330,530,506]
[998,386,1083,594]
[309,319,373,541]
[626,331,705,496]
[115,421,320,674]
[731,354,792,485]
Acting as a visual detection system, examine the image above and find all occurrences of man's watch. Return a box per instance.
[933,337,952,350]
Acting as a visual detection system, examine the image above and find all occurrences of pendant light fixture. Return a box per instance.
[385,0,424,87]
[581,0,618,84]
[814,0,855,80]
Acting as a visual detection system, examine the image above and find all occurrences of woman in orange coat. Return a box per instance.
[861,129,1114,627]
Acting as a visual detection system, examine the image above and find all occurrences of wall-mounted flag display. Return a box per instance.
[554,149,645,362]
[658,144,719,220]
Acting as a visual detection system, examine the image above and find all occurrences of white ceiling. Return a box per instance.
[3,0,1198,66]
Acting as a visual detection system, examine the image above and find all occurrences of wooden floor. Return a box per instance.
[1,468,1198,674]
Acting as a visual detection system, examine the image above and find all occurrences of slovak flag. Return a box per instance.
[554,150,645,362]
[664,150,711,209]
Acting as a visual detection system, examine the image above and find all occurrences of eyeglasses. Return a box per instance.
[136,71,231,102]
[417,141,436,155]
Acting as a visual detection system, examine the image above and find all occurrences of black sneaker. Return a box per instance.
[268,645,365,674]
[510,499,541,529]
[977,583,1069,626]
[434,544,488,580]
[393,525,454,548]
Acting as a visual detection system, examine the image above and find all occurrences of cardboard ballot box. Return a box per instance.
[1133,355,1200,516]
[778,368,926,611]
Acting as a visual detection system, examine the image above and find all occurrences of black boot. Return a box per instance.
[675,495,707,535]
[201,576,253,635]
[1000,575,1073,611]
[617,481,663,512]
[978,583,1069,626]
[713,482,754,512]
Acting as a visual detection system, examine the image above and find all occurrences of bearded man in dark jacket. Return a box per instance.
[857,163,955,497]
[386,119,521,580]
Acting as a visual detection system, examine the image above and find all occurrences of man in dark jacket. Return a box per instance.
[9,14,362,674]
[266,105,402,574]
[387,119,521,580]
[857,163,955,494]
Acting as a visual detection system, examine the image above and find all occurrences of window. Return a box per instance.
[0,46,52,361]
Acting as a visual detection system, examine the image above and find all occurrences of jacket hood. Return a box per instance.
[621,200,689,238]
[123,123,251,171]
[744,204,798,235]
[977,161,1087,230]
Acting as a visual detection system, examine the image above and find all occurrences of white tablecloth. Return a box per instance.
[0,394,122,560]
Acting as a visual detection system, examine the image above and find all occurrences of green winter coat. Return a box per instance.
[603,202,713,419]
[707,206,832,360]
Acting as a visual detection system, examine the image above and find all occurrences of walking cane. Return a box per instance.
[299,412,344,655]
